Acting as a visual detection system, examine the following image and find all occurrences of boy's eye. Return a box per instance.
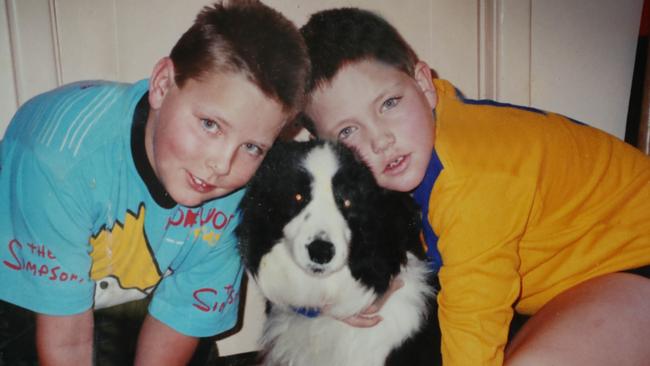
[243,143,263,157]
[380,97,402,112]
[201,119,221,134]
[338,126,358,140]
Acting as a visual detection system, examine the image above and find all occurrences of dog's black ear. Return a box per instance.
[346,189,416,295]
[236,140,320,274]
[236,142,289,274]
[383,191,425,261]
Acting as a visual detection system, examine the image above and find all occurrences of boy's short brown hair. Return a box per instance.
[300,7,418,94]
[170,0,310,115]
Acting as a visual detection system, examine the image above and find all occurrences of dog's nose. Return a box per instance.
[307,239,335,264]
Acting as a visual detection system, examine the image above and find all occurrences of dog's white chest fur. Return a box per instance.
[258,254,433,366]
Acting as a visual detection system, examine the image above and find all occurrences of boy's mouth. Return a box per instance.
[187,172,217,193]
[383,154,409,175]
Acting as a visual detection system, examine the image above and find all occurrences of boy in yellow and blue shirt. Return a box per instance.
[301,8,650,365]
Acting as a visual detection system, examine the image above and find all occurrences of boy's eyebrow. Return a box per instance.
[319,78,406,133]
[214,116,273,149]
[204,109,232,130]
[215,116,232,128]
[215,115,274,150]
[253,136,273,149]
[372,80,404,106]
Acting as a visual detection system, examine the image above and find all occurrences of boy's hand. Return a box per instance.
[332,278,404,328]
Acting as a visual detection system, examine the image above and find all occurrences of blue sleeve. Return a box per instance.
[148,212,245,337]
[0,133,95,315]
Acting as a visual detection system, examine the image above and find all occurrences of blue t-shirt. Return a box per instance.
[0,80,244,337]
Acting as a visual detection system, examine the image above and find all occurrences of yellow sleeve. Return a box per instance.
[430,173,534,365]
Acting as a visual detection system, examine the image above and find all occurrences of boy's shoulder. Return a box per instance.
[25,79,145,114]
[433,79,553,173]
[7,79,149,173]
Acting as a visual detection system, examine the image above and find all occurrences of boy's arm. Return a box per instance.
[134,314,199,366]
[36,309,94,366]
[332,278,404,327]
[433,174,533,365]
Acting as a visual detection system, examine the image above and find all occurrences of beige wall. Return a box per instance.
[0,0,644,355]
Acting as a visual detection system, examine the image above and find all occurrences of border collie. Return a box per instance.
[236,140,441,366]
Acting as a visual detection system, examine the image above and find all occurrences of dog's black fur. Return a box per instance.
[236,140,441,365]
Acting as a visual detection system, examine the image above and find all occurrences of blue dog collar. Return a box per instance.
[291,306,321,318]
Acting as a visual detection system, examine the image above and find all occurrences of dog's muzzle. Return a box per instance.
[307,239,335,265]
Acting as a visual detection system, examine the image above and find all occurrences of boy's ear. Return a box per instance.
[148,57,176,109]
[413,61,437,109]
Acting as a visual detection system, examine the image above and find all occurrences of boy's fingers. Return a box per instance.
[322,305,382,327]
[362,277,405,315]
[341,314,383,328]
[323,277,405,328]
[360,304,380,315]
[389,277,405,293]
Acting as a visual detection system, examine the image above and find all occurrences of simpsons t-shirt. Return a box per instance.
[0,80,244,337]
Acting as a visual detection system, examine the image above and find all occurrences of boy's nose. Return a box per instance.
[371,130,396,154]
[206,149,236,176]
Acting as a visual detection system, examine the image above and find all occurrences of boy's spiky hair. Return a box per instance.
[300,7,418,94]
[170,0,310,114]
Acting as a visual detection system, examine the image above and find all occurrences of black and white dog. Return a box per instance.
[236,140,441,366]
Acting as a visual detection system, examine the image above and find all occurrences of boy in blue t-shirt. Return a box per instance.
[0,1,309,364]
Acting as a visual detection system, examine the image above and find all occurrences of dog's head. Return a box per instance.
[237,140,422,305]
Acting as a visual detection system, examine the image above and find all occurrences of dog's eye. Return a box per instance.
[295,193,303,202]
[343,199,351,208]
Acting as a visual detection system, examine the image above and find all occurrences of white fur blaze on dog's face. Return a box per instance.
[282,144,351,276]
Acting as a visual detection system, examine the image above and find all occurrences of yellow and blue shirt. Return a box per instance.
[0,80,244,337]
[414,79,650,365]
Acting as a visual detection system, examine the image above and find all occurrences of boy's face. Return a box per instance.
[306,60,437,192]
[146,58,287,207]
